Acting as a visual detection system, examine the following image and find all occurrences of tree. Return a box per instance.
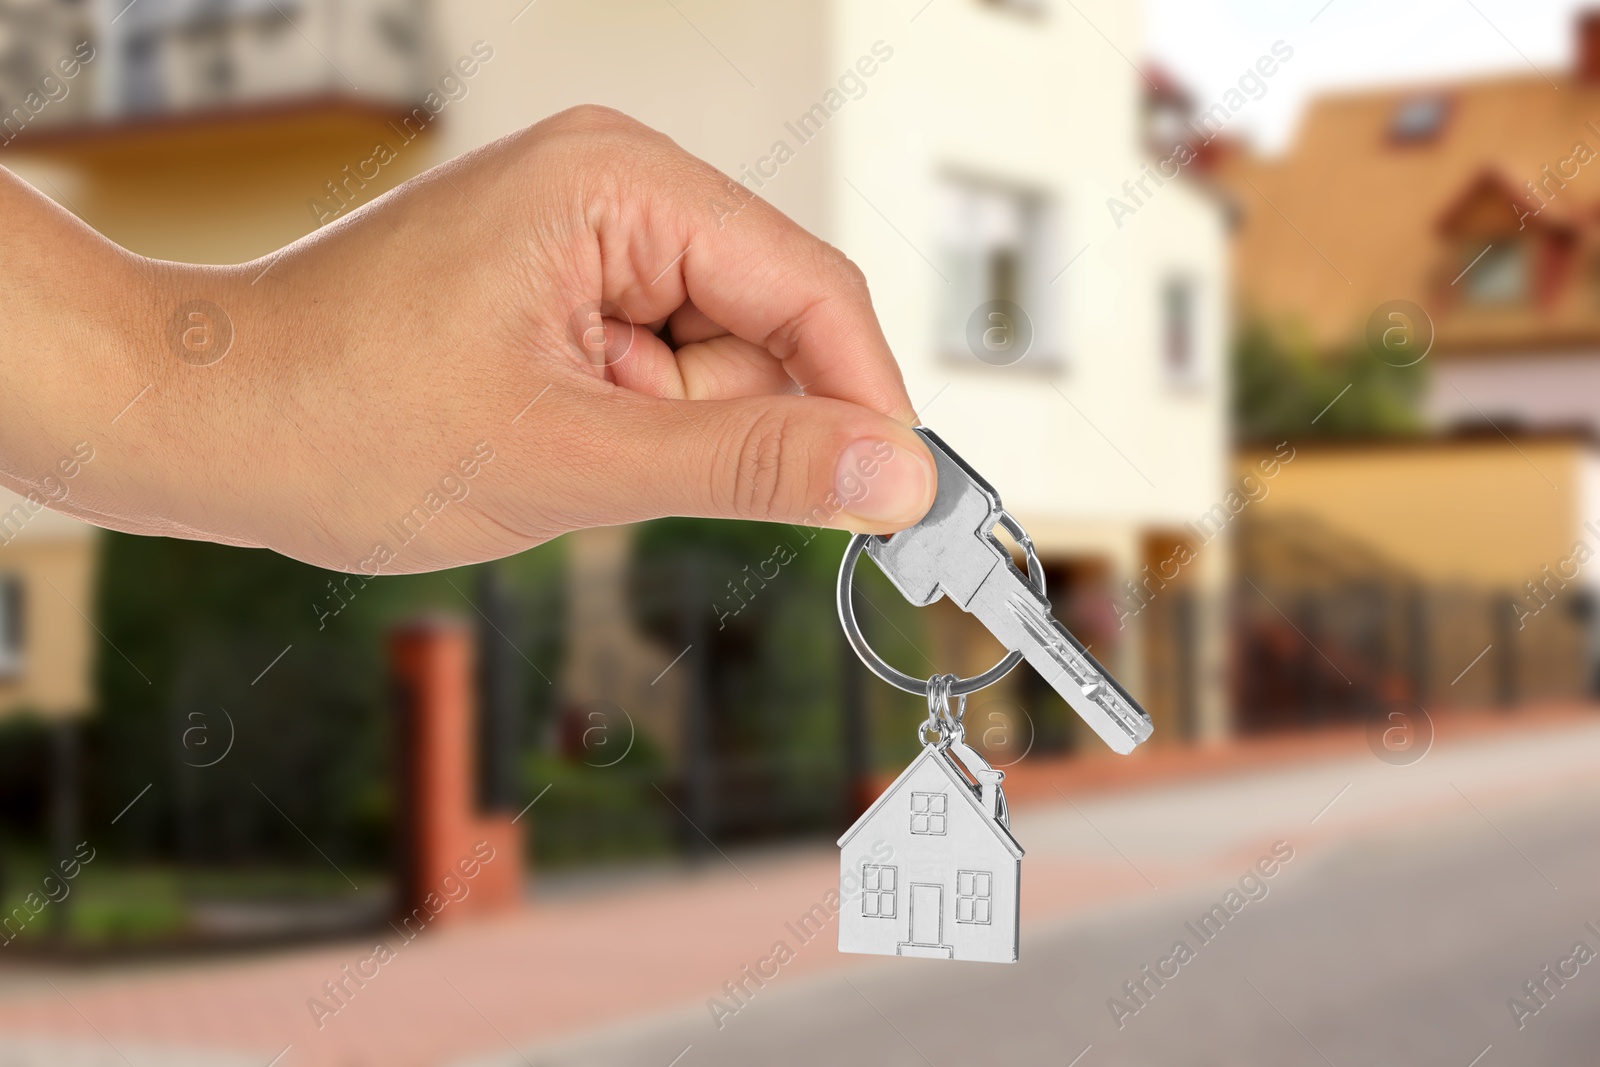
[1233,317,1427,442]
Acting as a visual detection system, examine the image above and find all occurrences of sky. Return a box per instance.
[1144,0,1595,154]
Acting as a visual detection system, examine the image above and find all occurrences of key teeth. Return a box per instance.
[1004,594,1152,753]
[1096,709,1152,755]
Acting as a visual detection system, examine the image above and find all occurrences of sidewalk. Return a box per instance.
[0,704,1595,1067]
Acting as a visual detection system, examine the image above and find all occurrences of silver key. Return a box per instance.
[865,427,1154,755]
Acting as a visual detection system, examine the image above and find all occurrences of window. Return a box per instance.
[956,869,992,924]
[1389,95,1449,143]
[1162,275,1197,381]
[862,864,897,917]
[910,792,947,835]
[936,174,1058,366]
[979,0,1046,16]
[0,575,22,678]
[122,30,166,116]
[1463,242,1527,305]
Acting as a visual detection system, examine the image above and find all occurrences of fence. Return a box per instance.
[1234,513,1595,733]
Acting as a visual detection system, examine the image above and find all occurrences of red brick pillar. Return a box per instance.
[391,618,523,926]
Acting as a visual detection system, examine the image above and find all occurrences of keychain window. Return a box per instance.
[861,865,898,918]
[957,870,993,925]
[910,791,948,835]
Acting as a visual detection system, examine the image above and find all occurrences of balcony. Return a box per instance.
[0,0,434,170]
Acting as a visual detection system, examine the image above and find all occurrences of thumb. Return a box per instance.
[603,393,938,534]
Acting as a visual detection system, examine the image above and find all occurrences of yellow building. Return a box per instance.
[1234,432,1598,720]
[1237,434,1596,591]
[0,0,437,725]
[0,486,96,716]
[1204,11,1600,725]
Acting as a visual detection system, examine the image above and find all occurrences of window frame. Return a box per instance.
[1387,94,1451,145]
[1460,240,1529,306]
[861,863,898,918]
[910,791,948,835]
[956,869,993,925]
[935,169,1064,371]
[978,0,1048,20]
[1160,272,1203,386]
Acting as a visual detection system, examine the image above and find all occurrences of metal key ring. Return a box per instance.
[837,510,1048,697]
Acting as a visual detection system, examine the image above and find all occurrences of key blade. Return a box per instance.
[969,570,1153,755]
[1007,596,1153,754]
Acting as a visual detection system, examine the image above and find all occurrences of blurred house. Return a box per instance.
[0,0,1231,773]
[0,0,438,262]
[1214,9,1600,722]
[1219,8,1600,435]
[426,0,1234,752]
[1234,432,1599,730]
[0,0,95,132]
[102,0,428,120]
[818,1,1232,748]
[0,488,95,718]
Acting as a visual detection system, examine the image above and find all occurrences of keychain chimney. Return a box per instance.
[976,768,1004,819]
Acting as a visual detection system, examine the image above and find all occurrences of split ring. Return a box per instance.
[836,511,1047,698]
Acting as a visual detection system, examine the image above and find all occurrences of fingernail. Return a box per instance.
[836,439,934,526]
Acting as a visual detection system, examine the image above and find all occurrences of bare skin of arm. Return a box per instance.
[0,106,936,574]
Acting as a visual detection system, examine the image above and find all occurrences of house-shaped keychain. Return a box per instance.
[834,428,1152,965]
[836,737,1022,963]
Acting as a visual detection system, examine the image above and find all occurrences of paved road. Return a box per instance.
[7,719,1600,1067]
[478,777,1600,1067]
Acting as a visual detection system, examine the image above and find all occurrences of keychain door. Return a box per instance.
[909,883,944,946]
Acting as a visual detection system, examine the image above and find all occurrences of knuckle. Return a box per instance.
[816,242,871,295]
[523,106,680,205]
[724,413,796,519]
[544,103,641,136]
[836,255,871,295]
[523,106,651,171]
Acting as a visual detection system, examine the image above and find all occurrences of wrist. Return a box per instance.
[0,174,167,512]
[102,258,293,546]
[0,197,269,544]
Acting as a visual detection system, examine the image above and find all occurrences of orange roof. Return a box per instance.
[1217,69,1600,355]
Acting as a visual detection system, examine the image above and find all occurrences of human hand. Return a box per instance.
[0,106,936,573]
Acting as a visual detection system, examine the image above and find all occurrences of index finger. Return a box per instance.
[583,117,918,424]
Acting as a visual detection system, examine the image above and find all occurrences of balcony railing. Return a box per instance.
[0,0,431,140]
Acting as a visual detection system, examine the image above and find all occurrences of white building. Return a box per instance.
[3,0,1232,748]
[424,0,1231,745]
